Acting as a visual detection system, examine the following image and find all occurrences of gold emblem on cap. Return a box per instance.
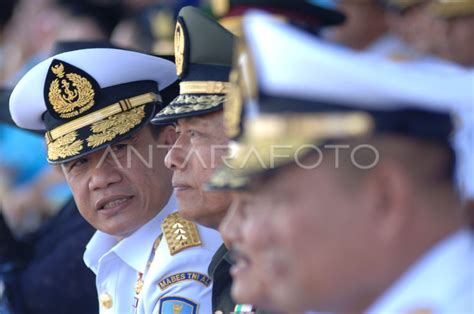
[224,44,256,138]
[162,212,201,255]
[48,63,95,119]
[175,20,186,77]
[99,292,113,309]
[224,71,242,139]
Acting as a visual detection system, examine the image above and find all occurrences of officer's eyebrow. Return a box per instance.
[186,116,211,128]
[116,134,138,144]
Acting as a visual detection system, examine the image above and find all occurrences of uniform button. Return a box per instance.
[99,292,113,309]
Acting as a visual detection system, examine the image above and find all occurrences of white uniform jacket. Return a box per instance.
[84,195,223,313]
[367,229,474,314]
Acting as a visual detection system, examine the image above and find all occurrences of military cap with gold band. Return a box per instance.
[207,11,473,190]
[151,6,236,124]
[9,48,178,163]
[428,0,474,18]
[211,0,345,35]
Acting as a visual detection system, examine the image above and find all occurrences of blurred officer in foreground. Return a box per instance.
[9,47,222,313]
[209,12,474,313]
[153,4,346,313]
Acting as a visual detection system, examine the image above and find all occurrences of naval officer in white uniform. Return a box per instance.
[9,47,222,313]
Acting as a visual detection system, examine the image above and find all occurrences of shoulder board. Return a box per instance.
[162,212,202,255]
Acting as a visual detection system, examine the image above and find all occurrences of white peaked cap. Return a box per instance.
[10,48,177,130]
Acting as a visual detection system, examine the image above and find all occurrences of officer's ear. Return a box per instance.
[363,157,413,242]
[160,125,178,147]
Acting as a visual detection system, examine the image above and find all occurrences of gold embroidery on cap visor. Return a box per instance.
[210,112,375,184]
[45,92,158,162]
[48,63,95,119]
[429,0,474,18]
[157,95,227,117]
[47,131,84,161]
[87,106,146,148]
[175,21,186,77]
[153,81,230,120]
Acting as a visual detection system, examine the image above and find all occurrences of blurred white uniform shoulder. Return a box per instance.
[367,229,474,314]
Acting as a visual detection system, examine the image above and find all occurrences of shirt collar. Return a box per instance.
[366,229,474,313]
[83,194,177,274]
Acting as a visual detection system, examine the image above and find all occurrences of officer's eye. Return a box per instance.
[175,125,182,136]
[66,157,88,172]
[111,143,128,152]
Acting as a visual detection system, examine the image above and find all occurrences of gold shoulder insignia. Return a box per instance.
[162,212,202,255]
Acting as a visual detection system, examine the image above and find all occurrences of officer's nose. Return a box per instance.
[219,193,245,248]
[88,150,123,191]
[165,137,186,170]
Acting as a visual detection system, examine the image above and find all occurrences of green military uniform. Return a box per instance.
[208,245,236,313]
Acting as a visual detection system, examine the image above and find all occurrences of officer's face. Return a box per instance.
[219,191,274,308]
[62,126,175,238]
[221,154,373,312]
[165,111,231,229]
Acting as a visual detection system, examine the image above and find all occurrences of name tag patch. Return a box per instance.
[158,272,212,290]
